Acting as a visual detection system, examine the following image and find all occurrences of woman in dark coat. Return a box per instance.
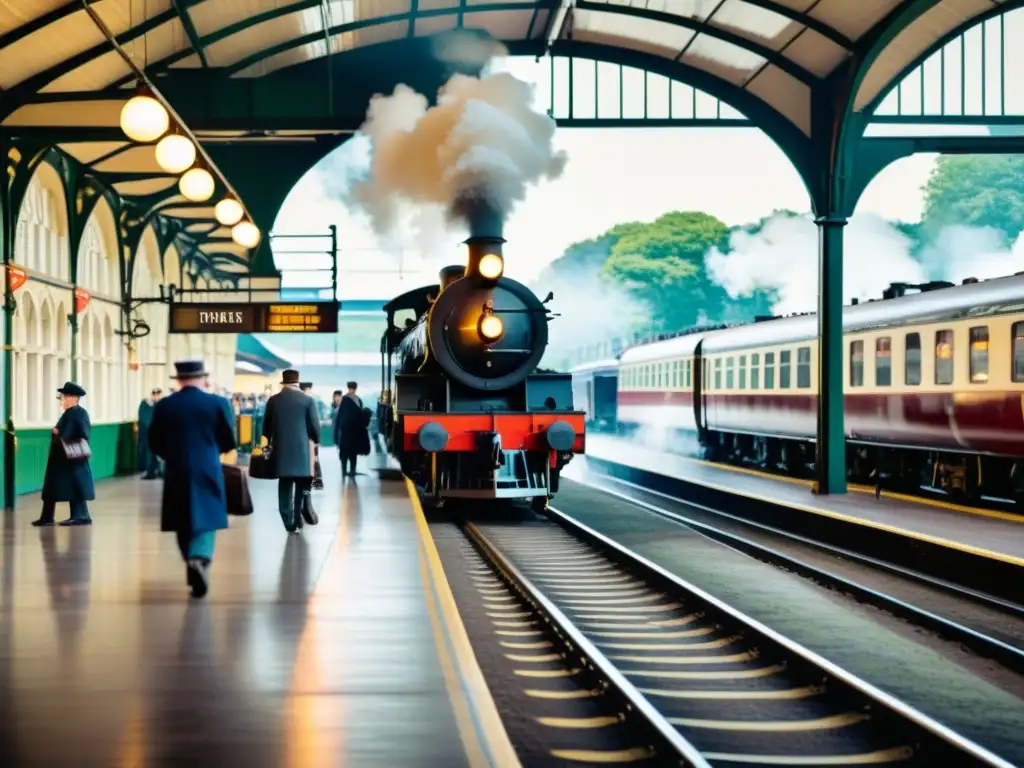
[32,381,95,527]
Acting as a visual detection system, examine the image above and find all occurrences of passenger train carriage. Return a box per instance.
[573,275,1024,504]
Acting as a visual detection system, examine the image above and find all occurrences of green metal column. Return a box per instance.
[815,215,847,494]
[0,134,11,510]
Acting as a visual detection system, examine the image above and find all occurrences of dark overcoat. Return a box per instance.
[262,386,320,478]
[148,387,237,534]
[333,394,370,455]
[137,399,154,470]
[41,405,96,502]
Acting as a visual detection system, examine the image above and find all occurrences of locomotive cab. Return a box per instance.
[380,233,586,509]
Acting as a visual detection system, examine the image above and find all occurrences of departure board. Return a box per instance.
[169,301,339,334]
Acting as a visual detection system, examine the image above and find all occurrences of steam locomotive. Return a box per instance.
[378,229,585,509]
[573,275,1024,505]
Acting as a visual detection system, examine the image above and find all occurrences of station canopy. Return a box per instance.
[0,0,1011,246]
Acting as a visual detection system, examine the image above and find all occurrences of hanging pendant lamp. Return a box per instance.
[215,197,244,227]
[155,131,196,174]
[120,84,169,143]
[231,220,261,249]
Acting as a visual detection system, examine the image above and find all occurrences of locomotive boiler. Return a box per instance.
[378,211,585,509]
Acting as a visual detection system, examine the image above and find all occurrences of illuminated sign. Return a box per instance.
[169,302,339,334]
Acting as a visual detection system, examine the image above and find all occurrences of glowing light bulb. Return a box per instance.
[214,198,244,227]
[231,220,261,248]
[478,253,504,280]
[178,167,214,202]
[479,314,503,341]
[155,133,196,173]
[120,94,169,143]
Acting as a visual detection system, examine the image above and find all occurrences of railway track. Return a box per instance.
[570,474,1024,675]
[458,512,1014,767]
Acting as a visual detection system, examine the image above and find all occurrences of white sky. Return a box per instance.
[272,30,1020,300]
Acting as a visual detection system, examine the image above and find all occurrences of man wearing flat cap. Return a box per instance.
[262,369,321,533]
[148,359,237,598]
[32,381,94,527]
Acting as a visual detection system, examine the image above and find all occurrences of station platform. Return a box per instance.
[0,456,517,767]
[575,434,1024,566]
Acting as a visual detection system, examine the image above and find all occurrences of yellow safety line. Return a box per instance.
[615,457,1024,566]
[407,478,521,768]
[675,451,1024,524]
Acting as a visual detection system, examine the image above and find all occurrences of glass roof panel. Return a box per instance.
[709,0,801,49]
[573,9,696,57]
[685,33,766,75]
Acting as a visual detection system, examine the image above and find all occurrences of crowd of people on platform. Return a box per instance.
[30,362,374,600]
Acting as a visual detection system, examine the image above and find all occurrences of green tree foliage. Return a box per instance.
[601,211,731,330]
[921,155,1024,242]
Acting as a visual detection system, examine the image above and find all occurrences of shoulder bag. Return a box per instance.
[61,438,92,461]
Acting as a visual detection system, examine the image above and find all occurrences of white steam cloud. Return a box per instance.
[706,212,1024,315]
[541,273,648,368]
[351,70,567,236]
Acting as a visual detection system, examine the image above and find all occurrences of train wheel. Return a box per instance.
[531,496,549,513]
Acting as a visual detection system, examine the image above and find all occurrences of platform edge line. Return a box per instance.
[586,455,1024,568]
[407,478,522,768]
[676,450,1024,524]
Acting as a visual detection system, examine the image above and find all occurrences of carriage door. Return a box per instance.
[693,340,708,436]
[586,379,595,422]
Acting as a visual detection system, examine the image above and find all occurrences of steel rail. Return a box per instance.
[542,504,1016,767]
[578,475,1024,673]
[462,520,711,768]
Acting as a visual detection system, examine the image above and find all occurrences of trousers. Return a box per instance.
[278,477,312,531]
[340,449,358,476]
[175,529,216,563]
[39,499,90,523]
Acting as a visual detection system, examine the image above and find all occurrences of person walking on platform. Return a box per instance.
[32,382,95,527]
[138,388,163,479]
[148,359,237,599]
[262,369,321,533]
[333,381,369,477]
[300,381,324,491]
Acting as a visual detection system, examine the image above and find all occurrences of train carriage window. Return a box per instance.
[674,361,681,388]
[685,359,692,388]
[764,352,775,389]
[797,347,811,388]
[739,355,747,389]
[905,333,921,385]
[850,341,864,387]
[875,337,892,387]
[969,327,989,383]
[726,357,735,389]
[935,330,954,385]
[779,350,791,389]
[1014,323,1024,382]
[714,358,722,389]
[751,353,760,389]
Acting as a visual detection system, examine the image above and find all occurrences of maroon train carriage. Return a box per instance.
[594,276,1024,504]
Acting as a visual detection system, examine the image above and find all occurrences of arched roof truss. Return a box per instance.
[2,0,1021,233]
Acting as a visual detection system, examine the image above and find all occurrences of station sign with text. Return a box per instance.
[169,301,339,334]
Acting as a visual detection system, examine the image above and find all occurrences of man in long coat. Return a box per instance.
[148,359,237,598]
[262,369,320,533]
[32,381,94,527]
[138,388,163,479]
[333,381,369,477]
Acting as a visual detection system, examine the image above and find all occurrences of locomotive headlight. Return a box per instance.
[479,313,504,341]
[478,253,504,280]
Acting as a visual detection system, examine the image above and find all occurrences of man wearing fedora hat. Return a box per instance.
[148,359,237,598]
[33,381,95,527]
[261,368,321,533]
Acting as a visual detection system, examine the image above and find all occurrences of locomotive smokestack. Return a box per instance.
[460,198,505,279]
